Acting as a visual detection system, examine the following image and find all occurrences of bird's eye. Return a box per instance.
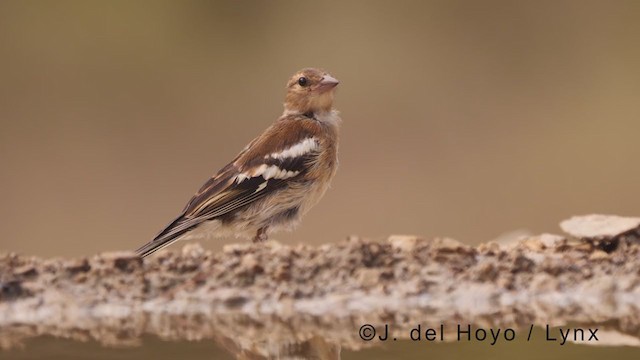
[297,77,308,86]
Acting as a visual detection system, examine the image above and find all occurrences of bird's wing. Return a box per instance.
[136,118,323,258]
[135,167,287,258]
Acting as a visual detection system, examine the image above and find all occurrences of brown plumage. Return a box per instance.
[135,68,340,258]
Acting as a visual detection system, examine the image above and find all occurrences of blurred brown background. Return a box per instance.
[1,0,638,257]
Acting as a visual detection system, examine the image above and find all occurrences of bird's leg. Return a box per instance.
[253,227,268,243]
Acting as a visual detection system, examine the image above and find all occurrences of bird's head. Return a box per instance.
[284,68,339,115]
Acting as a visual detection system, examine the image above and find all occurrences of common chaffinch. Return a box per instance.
[136,68,340,258]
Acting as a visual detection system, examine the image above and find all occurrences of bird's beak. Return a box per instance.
[318,75,339,91]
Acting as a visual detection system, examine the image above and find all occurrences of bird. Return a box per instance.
[135,68,341,258]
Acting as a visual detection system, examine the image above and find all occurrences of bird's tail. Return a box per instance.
[135,216,193,258]
[135,235,180,258]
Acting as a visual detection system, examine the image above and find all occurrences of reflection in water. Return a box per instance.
[3,315,640,359]
[215,334,340,360]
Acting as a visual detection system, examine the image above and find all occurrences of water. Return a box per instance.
[4,325,640,359]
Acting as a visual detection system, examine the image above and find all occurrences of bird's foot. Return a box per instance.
[253,227,268,243]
